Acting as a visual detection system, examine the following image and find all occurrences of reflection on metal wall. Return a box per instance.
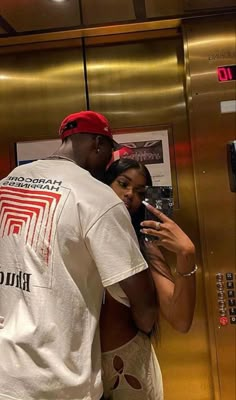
[184,14,236,400]
[86,37,186,127]
[0,45,86,178]
[86,35,213,400]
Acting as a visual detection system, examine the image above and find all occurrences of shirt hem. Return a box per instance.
[102,261,148,287]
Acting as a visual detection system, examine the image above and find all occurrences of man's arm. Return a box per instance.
[119,268,157,334]
[85,202,157,334]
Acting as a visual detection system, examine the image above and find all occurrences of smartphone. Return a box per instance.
[143,186,174,241]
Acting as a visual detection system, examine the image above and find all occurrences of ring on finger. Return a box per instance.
[156,222,161,231]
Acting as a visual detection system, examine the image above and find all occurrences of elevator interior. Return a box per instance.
[0,4,235,400]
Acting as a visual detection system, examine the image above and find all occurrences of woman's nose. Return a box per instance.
[124,188,134,198]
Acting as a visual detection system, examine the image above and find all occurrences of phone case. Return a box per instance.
[144,186,173,241]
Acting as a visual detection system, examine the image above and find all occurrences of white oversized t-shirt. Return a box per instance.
[0,160,148,400]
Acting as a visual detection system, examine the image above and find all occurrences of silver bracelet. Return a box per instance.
[175,264,198,277]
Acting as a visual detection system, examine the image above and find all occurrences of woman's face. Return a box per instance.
[111,168,146,215]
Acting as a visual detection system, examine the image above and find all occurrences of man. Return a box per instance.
[0,111,156,400]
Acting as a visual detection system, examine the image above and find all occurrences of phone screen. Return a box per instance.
[144,186,173,241]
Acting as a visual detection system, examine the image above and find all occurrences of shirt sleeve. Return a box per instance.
[85,203,148,287]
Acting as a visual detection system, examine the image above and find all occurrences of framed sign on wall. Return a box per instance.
[113,126,172,187]
[15,139,60,166]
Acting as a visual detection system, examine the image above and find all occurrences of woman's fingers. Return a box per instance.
[141,201,195,254]
[140,220,162,230]
[140,227,164,240]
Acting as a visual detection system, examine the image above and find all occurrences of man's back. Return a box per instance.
[0,159,147,400]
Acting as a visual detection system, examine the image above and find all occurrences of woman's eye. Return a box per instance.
[117,180,127,188]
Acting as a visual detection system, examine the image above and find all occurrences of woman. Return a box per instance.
[100,158,196,400]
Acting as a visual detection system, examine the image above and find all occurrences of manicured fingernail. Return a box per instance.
[142,200,149,207]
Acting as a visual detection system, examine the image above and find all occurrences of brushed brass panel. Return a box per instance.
[86,37,187,127]
[0,44,86,175]
[86,35,213,400]
[183,14,236,400]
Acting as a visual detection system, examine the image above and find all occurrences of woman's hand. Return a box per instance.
[140,202,195,256]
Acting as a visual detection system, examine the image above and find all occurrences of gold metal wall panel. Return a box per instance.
[86,38,188,128]
[0,44,86,178]
[183,15,236,400]
[0,0,81,32]
[86,35,213,400]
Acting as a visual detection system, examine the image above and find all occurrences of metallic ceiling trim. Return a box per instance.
[0,18,181,47]
[85,28,179,46]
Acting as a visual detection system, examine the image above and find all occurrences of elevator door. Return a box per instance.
[184,15,236,400]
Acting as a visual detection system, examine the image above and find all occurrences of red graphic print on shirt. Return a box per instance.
[0,187,61,264]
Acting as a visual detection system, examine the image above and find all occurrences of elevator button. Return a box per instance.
[219,308,227,316]
[219,316,228,326]
[226,273,233,280]
[227,290,235,297]
[216,282,224,290]
[216,273,224,281]
[229,308,236,315]
[227,281,234,289]
[230,317,236,324]
[218,300,226,307]
[228,299,236,306]
[217,292,225,299]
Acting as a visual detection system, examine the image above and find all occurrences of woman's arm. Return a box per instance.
[140,203,196,333]
[146,244,196,333]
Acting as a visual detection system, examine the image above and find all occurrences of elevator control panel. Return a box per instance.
[216,273,236,325]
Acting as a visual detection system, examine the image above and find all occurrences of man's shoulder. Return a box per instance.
[73,170,120,202]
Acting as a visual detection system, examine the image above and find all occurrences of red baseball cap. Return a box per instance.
[59,110,120,149]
